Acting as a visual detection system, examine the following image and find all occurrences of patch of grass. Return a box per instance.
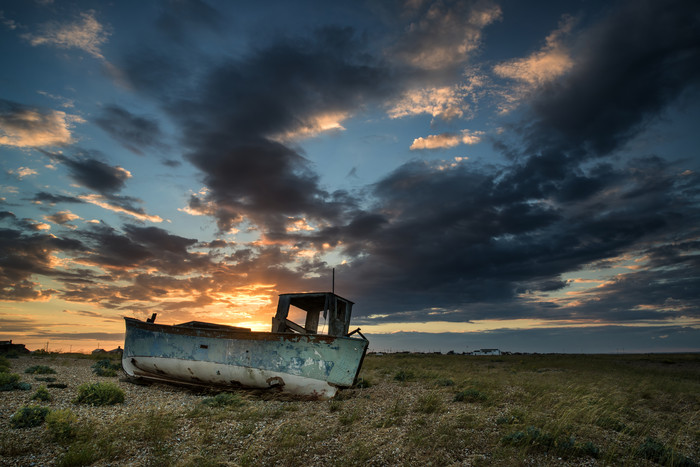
[375,398,407,428]
[0,372,31,391]
[595,415,628,432]
[454,388,487,402]
[91,359,121,377]
[276,422,309,448]
[414,391,445,414]
[354,377,371,388]
[200,392,245,408]
[31,384,52,401]
[24,365,56,374]
[635,437,697,467]
[57,441,100,467]
[328,399,343,412]
[338,408,361,426]
[502,426,600,459]
[496,413,523,425]
[74,382,125,405]
[48,382,68,389]
[127,409,176,443]
[10,405,50,428]
[46,409,79,443]
[0,432,32,456]
[435,378,455,387]
[394,369,415,382]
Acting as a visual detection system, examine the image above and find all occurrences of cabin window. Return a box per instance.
[200,344,208,349]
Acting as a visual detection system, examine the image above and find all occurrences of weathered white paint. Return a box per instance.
[123,355,338,399]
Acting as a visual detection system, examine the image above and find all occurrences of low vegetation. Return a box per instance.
[91,358,121,377]
[10,405,50,428]
[0,372,31,391]
[31,385,52,402]
[200,391,245,408]
[74,382,125,405]
[24,365,57,375]
[1,353,698,466]
[45,409,79,443]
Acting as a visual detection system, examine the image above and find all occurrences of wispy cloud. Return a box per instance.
[79,194,163,223]
[22,10,110,60]
[494,16,575,87]
[393,0,502,70]
[388,86,473,121]
[8,167,38,179]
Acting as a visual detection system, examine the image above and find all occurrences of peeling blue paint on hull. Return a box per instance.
[122,317,368,400]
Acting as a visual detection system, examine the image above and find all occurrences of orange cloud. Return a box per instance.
[410,129,484,150]
[0,106,84,148]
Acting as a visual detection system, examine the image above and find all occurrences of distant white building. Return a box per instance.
[471,348,501,356]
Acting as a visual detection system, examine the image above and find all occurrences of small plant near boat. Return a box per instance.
[31,385,52,401]
[393,369,415,382]
[435,378,455,387]
[10,405,50,428]
[354,377,371,388]
[338,408,361,426]
[45,409,79,443]
[200,392,244,408]
[74,382,125,405]
[414,391,445,414]
[24,365,56,375]
[91,359,121,377]
[328,400,343,413]
[453,388,487,402]
[0,372,31,391]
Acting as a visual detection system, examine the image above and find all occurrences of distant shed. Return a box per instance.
[0,340,30,354]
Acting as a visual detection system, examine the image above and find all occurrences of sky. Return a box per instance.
[1,0,699,354]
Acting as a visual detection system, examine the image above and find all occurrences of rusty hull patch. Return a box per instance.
[266,376,285,387]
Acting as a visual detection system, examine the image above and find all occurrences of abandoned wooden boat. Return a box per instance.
[122,292,369,399]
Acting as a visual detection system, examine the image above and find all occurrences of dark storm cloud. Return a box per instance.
[123,26,394,233]
[30,191,84,205]
[95,105,166,155]
[0,228,84,300]
[337,152,699,321]
[76,224,206,274]
[0,211,17,221]
[48,150,131,194]
[523,0,700,158]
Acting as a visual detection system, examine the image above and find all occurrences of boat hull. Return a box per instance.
[122,318,368,399]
